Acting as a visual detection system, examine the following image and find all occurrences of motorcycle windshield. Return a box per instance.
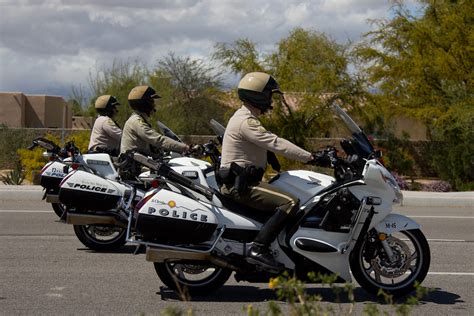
[330,103,374,157]
[157,121,182,143]
[210,119,226,138]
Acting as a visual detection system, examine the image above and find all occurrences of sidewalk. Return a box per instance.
[0,185,473,208]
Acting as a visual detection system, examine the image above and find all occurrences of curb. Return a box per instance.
[0,185,473,208]
[400,190,474,208]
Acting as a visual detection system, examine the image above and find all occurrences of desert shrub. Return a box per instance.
[391,172,409,190]
[0,161,25,185]
[422,180,452,192]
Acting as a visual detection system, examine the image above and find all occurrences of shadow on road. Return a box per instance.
[159,285,462,306]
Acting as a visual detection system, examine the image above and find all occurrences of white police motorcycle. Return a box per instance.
[127,103,430,297]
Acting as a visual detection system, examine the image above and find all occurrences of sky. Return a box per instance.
[0,0,419,100]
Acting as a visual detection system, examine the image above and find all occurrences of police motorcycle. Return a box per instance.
[28,138,93,218]
[55,121,224,251]
[32,119,221,219]
[126,103,430,297]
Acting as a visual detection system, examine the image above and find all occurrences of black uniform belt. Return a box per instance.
[218,163,264,193]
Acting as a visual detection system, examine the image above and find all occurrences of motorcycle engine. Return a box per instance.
[319,188,361,232]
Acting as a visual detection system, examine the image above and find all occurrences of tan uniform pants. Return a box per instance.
[220,182,300,215]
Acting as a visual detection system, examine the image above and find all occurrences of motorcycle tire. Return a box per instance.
[51,203,65,218]
[73,224,126,251]
[154,261,232,296]
[350,228,430,297]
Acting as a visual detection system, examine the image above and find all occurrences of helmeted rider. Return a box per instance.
[88,95,122,156]
[219,72,315,271]
[120,85,190,157]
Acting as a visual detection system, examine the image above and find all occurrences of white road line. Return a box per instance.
[428,272,474,276]
[410,216,474,219]
[0,210,51,213]
[427,239,467,242]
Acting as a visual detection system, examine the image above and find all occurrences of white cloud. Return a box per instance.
[0,0,420,98]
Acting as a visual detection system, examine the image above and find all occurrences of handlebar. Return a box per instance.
[133,153,214,200]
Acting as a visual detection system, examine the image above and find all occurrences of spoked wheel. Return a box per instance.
[350,229,430,297]
[154,261,232,296]
[51,203,66,218]
[73,224,126,251]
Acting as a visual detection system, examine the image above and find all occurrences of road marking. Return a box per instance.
[428,272,474,276]
[410,216,474,219]
[426,239,467,242]
[0,210,51,213]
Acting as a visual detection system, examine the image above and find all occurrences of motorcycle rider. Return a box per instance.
[219,72,315,271]
[88,95,122,156]
[120,85,190,157]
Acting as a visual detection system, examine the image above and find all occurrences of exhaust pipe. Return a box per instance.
[146,247,211,262]
[145,247,242,271]
[66,213,127,228]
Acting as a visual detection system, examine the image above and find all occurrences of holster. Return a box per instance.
[218,163,264,194]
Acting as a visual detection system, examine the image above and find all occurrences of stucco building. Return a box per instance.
[0,92,72,128]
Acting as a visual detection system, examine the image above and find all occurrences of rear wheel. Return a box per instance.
[73,224,126,251]
[154,261,232,296]
[350,229,430,297]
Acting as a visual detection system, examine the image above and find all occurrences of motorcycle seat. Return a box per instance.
[212,189,272,223]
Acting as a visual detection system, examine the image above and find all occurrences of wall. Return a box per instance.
[0,92,26,127]
[0,92,71,128]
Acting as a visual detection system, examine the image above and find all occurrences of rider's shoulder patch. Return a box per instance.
[246,118,266,133]
[246,118,261,127]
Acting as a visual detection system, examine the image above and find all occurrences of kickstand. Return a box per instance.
[159,286,172,301]
[133,244,143,255]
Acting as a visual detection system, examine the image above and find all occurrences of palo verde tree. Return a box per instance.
[355,0,474,190]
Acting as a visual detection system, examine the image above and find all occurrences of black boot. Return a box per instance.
[246,209,289,271]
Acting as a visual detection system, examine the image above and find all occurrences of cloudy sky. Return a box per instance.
[0,0,418,99]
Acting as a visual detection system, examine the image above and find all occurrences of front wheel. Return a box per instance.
[154,261,232,296]
[350,229,430,297]
[73,224,126,251]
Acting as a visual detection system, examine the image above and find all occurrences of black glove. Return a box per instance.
[267,151,281,172]
[186,144,204,157]
[308,150,332,167]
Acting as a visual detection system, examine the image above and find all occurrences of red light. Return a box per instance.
[134,190,158,216]
[48,156,55,161]
[71,163,79,170]
[151,179,160,188]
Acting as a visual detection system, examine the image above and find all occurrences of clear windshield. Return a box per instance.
[157,121,182,143]
[330,103,374,157]
[210,119,226,138]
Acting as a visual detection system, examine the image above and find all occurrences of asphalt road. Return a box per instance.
[1,202,473,315]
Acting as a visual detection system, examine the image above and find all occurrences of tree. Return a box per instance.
[150,53,229,135]
[355,0,474,189]
[88,59,149,126]
[213,28,367,147]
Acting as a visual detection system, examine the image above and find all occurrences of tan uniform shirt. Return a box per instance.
[88,115,122,152]
[120,112,187,155]
[221,105,312,169]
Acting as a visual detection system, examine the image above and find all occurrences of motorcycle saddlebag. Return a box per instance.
[59,170,122,211]
[135,189,218,244]
[40,161,68,191]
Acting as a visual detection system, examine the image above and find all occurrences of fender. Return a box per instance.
[374,213,420,234]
